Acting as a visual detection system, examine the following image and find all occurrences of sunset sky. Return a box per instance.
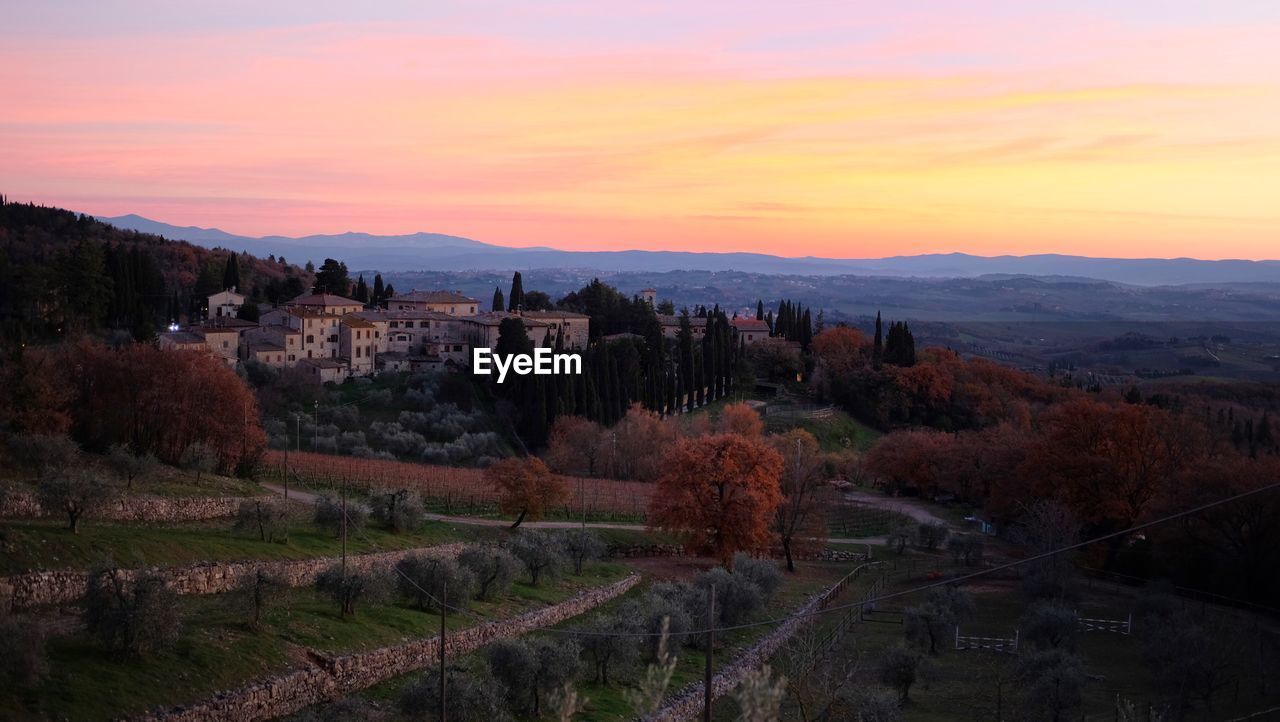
[3,1,1279,259]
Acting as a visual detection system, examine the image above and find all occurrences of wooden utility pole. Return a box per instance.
[704,584,715,722]
[340,478,348,577]
[439,580,447,722]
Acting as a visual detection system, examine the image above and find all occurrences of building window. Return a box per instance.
[306,335,314,343]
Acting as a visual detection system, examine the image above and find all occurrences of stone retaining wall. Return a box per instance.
[608,543,870,563]
[646,574,848,722]
[1,543,467,611]
[131,573,641,722]
[0,486,250,523]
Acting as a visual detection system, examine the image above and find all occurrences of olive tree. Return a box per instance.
[560,529,606,575]
[0,608,48,687]
[179,441,219,483]
[399,667,509,722]
[573,612,639,686]
[457,546,522,600]
[7,433,79,481]
[313,492,369,538]
[84,568,181,656]
[905,585,974,655]
[506,531,568,586]
[315,564,387,617]
[879,644,929,703]
[1021,601,1078,651]
[394,554,476,613]
[371,488,424,533]
[37,469,117,534]
[234,498,290,543]
[106,443,157,490]
[486,637,581,717]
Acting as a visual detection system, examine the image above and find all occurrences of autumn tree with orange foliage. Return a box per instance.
[649,433,783,566]
[68,341,266,473]
[0,345,76,435]
[545,415,605,476]
[770,429,830,571]
[486,456,569,528]
[864,428,955,497]
[718,401,764,438]
[608,404,677,481]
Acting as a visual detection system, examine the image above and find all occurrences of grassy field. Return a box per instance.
[2,462,264,499]
[0,561,630,721]
[0,513,503,575]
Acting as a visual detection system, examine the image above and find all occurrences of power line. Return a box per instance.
[520,478,1280,639]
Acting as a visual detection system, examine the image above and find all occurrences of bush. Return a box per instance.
[947,534,985,566]
[84,568,181,656]
[315,564,388,617]
[234,499,290,543]
[560,529,606,575]
[37,469,117,534]
[370,489,424,533]
[399,668,509,722]
[458,547,522,600]
[313,492,369,538]
[506,531,569,586]
[394,555,477,613]
[7,433,79,480]
[916,522,949,550]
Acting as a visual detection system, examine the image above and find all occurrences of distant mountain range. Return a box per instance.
[101,214,1280,287]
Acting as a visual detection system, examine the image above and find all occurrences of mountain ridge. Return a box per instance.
[99,214,1280,286]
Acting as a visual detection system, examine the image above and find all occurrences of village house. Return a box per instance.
[519,310,591,349]
[207,288,246,318]
[460,312,551,350]
[283,291,364,316]
[388,290,479,316]
[730,317,771,344]
[339,315,378,376]
[657,314,708,340]
[240,325,302,368]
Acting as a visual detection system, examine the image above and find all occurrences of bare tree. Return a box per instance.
[771,429,830,571]
[37,469,116,533]
[84,568,181,656]
[105,443,157,490]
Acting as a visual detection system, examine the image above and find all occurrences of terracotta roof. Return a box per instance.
[731,318,770,332]
[286,292,364,307]
[161,331,204,344]
[393,290,478,304]
[341,315,376,329]
[200,317,258,330]
[353,309,455,322]
[300,358,346,369]
[461,312,550,327]
[248,341,285,352]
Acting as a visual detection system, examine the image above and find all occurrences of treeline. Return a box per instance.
[0,198,312,342]
[487,277,750,449]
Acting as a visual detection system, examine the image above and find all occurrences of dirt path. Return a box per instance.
[843,489,952,528]
[261,483,895,545]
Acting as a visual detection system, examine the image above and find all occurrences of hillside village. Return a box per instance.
[160,285,774,382]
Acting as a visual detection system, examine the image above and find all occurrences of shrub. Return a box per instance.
[313,492,369,538]
[394,555,477,613]
[37,469,117,534]
[458,547,522,600]
[399,667,509,722]
[234,499,290,542]
[84,569,181,656]
[315,564,387,617]
[560,529,606,575]
[370,489,424,533]
[506,531,568,586]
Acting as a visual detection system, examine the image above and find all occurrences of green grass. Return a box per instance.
[3,463,264,499]
[828,504,914,539]
[0,562,631,721]
[764,407,881,452]
[0,515,502,575]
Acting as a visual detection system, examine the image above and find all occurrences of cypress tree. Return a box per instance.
[372,274,385,305]
[873,311,883,367]
[492,286,505,312]
[508,271,524,311]
[756,299,764,321]
[353,275,369,304]
[222,253,241,291]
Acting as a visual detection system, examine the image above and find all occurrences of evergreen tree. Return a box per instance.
[353,275,369,304]
[873,311,884,368]
[372,274,385,306]
[313,258,350,296]
[756,299,764,320]
[508,271,525,311]
[492,286,505,312]
[222,253,241,291]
